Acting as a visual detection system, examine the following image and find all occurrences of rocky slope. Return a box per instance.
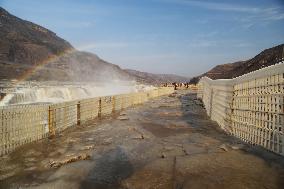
[190,44,284,84]
[0,7,73,65]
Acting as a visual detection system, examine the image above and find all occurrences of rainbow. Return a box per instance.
[17,48,75,82]
[0,48,75,103]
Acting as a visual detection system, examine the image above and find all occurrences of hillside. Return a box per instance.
[0,7,73,65]
[0,7,132,82]
[125,69,190,85]
[190,44,284,84]
[0,7,189,84]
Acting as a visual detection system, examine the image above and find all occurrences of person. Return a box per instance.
[172,82,177,90]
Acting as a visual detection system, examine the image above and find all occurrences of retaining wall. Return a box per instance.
[0,87,174,156]
[198,62,284,156]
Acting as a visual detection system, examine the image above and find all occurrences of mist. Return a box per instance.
[0,50,157,106]
[0,80,156,106]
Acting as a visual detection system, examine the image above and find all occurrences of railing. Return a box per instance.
[197,62,284,156]
[0,87,174,156]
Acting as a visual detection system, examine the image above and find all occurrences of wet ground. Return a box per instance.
[0,90,284,189]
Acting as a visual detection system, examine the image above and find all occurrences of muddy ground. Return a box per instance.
[0,90,284,189]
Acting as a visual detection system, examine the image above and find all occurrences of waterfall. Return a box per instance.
[0,82,156,106]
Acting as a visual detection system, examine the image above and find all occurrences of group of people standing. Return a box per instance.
[163,82,190,90]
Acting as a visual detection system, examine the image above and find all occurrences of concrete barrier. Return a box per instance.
[198,62,284,156]
[0,87,174,156]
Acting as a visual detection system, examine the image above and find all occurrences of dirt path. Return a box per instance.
[1,90,284,189]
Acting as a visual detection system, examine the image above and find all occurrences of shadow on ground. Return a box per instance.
[79,146,133,189]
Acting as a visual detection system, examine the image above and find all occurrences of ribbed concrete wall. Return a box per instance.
[198,77,234,132]
[0,87,174,156]
[198,62,284,156]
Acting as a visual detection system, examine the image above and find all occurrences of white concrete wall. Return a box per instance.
[198,62,284,156]
[198,77,234,132]
[0,87,174,156]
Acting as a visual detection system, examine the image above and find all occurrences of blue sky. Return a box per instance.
[1,0,284,77]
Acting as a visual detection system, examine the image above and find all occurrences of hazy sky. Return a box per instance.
[1,0,284,77]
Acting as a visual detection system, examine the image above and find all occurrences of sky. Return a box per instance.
[1,0,284,77]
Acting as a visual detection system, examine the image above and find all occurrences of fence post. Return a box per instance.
[282,137,284,156]
[77,101,80,126]
[98,98,102,118]
[0,109,3,156]
[122,96,125,110]
[112,96,116,113]
[48,106,55,138]
[209,88,214,118]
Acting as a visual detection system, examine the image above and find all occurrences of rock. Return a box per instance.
[131,134,145,140]
[86,137,94,141]
[158,103,172,108]
[24,166,37,171]
[49,161,62,168]
[101,138,112,145]
[81,145,95,150]
[164,146,175,151]
[49,153,91,168]
[24,157,37,163]
[231,146,240,150]
[230,144,244,150]
[131,128,145,140]
[65,153,75,157]
[67,139,76,143]
[150,105,160,108]
[219,144,229,152]
[117,116,129,120]
[161,153,166,158]
[120,112,127,116]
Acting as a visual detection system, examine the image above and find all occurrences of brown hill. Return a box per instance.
[190,44,284,84]
[0,7,73,65]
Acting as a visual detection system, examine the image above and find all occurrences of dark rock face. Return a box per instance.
[190,44,284,84]
[0,7,73,65]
